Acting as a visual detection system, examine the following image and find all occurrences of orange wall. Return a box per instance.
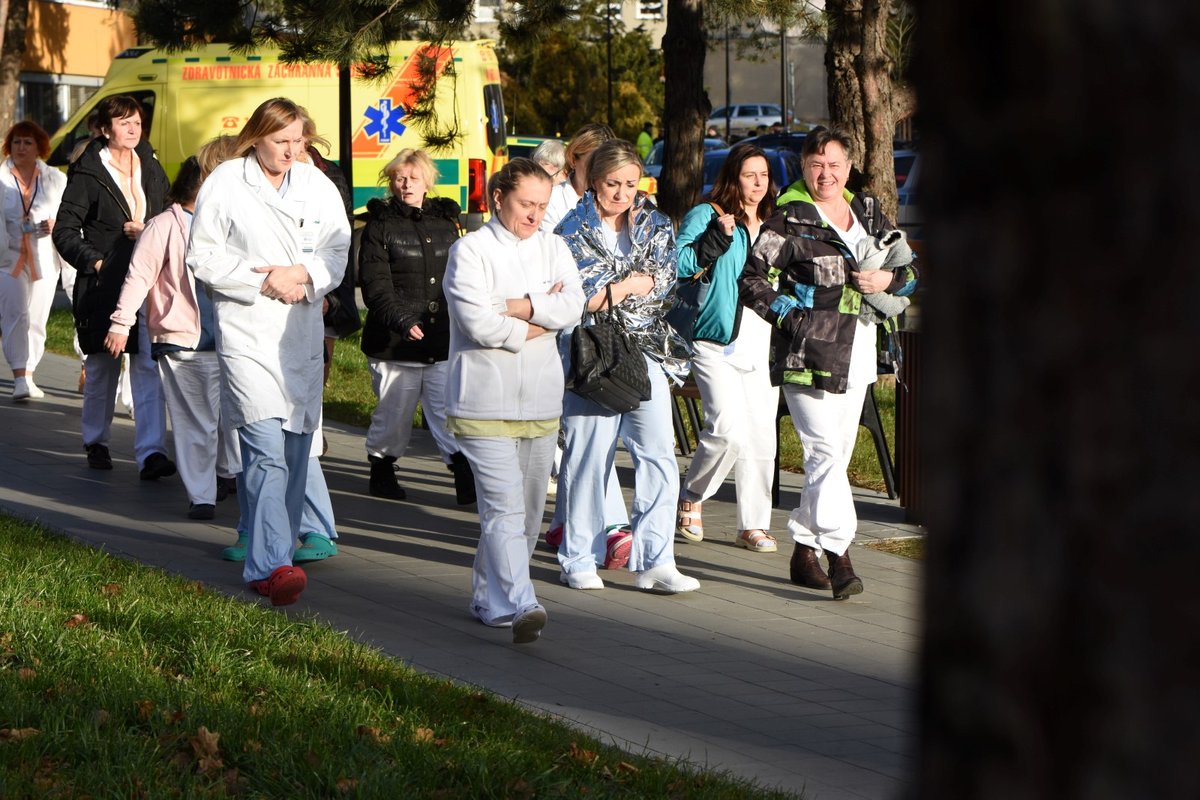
[21,0,137,78]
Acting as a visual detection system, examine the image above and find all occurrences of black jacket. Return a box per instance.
[53,137,170,354]
[309,148,362,338]
[358,195,461,363]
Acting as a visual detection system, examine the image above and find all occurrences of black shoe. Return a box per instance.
[215,476,237,502]
[187,503,215,520]
[368,455,406,500]
[140,452,177,481]
[85,443,112,470]
[448,452,476,505]
[827,550,864,600]
[789,544,832,589]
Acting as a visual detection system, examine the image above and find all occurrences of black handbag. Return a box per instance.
[568,285,652,413]
[664,201,722,341]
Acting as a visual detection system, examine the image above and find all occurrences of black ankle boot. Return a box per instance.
[827,550,864,600]
[790,544,832,589]
[448,452,476,505]
[368,455,406,500]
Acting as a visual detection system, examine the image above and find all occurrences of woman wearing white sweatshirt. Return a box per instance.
[443,158,585,644]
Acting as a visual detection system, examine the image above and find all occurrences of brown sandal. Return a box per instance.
[676,500,704,542]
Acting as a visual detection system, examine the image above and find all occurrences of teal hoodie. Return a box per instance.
[675,202,750,345]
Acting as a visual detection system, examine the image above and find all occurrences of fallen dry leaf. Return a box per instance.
[617,761,639,773]
[413,726,435,744]
[567,742,599,766]
[64,613,88,628]
[93,709,109,727]
[189,726,223,774]
[0,727,39,742]
[357,725,392,744]
[136,700,156,720]
[242,740,262,754]
[101,582,123,595]
[336,777,358,794]
[17,667,35,681]
[508,777,535,799]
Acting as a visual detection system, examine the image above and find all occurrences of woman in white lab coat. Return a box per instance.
[187,97,351,607]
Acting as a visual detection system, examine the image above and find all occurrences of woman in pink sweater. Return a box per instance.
[104,156,239,519]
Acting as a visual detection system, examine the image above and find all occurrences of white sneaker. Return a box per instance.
[635,564,700,594]
[546,475,558,497]
[12,377,29,402]
[559,570,604,590]
[512,604,547,644]
[25,379,44,399]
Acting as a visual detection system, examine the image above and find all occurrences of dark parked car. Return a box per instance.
[738,131,808,155]
[642,137,727,180]
[700,147,804,197]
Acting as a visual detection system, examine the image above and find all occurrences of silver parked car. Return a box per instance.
[706,104,792,138]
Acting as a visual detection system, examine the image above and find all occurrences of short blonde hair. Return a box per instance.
[564,123,615,173]
[234,97,305,158]
[195,134,239,179]
[380,148,438,188]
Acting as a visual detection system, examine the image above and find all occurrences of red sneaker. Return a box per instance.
[249,565,308,607]
[603,526,633,571]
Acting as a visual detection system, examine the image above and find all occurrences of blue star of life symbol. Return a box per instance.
[363,98,407,143]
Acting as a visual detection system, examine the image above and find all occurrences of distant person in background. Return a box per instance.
[188,97,350,606]
[443,158,584,643]
[0,121,67,402]
[358,148,475,505]
[636,122,654,161]
[53,95,175,479]
[104,156,238,520]
[541,123,614,232]
[530,139,566,184]
[769,121,785,134]
[674,142,780,552]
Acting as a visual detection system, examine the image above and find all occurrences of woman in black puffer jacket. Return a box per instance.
[359,148,473,504]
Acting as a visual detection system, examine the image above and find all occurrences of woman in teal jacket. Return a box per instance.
[674,142,780,553]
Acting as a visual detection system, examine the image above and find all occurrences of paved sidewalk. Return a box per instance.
[0,352,923,800]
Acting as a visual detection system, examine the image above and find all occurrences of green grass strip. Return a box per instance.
[0,516,797,798]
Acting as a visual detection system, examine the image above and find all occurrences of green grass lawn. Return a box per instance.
[44,308,894,490]
[0,515,797,798]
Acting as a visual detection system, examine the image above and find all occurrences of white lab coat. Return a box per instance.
[187,156,350,434]
[0,158,66,277]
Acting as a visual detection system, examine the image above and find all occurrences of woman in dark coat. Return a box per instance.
[53,94,174,478]
[358,148,474,504]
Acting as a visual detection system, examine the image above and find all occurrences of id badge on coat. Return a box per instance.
[299,220,317,255]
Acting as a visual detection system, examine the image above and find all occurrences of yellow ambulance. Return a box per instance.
[47,41,508,227]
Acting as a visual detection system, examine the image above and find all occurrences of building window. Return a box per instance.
[17,75,102,136]
[636,0,663,20]
[476,0,501,23]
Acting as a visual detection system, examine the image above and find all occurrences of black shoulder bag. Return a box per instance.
[567,284,652,413]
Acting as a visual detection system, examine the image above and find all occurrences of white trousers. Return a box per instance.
[365,359,456,463]
[81,305,168,466]
[0,270,31,372]
[25,268,59,373]
[458,432,556,626]
[782,382,870,556]
[682,340,779,531]
[158,351,240,504]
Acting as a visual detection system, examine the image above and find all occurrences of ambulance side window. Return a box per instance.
[483,85,505,154]
[48,90,157,167]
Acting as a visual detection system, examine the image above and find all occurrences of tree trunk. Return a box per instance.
[825,0,898,219]
[913,0,1200,798]
[855,0,896,217]
[0,0,28,135]
[657,0,707,224]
